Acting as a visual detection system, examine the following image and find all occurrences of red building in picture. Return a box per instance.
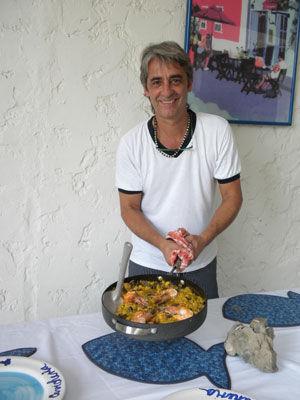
[188,0,293,68]
[189,0,244,56]
[185,0,299,125]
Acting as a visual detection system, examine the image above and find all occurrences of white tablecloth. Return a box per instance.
[1,288,300,400]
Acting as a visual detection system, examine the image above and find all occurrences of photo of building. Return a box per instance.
[186,0,299,124]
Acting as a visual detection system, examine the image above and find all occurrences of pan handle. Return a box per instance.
[112,242,133,302]
[112,319,157,336]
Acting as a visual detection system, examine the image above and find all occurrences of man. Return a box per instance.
[256,53,287,90]
[115,41,242,298]
[195,34,211,71]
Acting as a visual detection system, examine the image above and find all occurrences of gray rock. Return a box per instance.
[224,318,278,372]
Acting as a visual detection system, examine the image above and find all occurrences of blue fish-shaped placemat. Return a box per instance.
[82,333,231,388]
[0,348,36,358]
[223,291,300,327]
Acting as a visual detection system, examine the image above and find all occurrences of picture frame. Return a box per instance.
[184,0,300,125]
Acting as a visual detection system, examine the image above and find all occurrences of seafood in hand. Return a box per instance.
[166,227,194,272]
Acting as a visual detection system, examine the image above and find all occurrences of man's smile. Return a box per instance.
[160,98,178,104]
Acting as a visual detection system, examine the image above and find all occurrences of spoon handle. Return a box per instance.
[112,242,133,302]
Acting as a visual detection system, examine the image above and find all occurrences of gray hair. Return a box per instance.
[140,41,193,89]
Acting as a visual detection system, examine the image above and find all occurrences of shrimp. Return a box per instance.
[160,305,193,321]
[123,291,148,306]
[152,288,178,304]
[131,310,155,323]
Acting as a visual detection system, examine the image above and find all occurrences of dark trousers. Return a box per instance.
[128,257,218,300]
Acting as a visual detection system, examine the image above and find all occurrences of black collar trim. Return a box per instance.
[148,109,196,158]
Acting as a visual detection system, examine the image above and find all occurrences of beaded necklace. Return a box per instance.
[153,112,191,158]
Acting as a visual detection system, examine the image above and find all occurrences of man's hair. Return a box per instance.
[140,41,193,88]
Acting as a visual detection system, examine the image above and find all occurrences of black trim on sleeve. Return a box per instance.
[217,173,240,184]
[118,188,143,194]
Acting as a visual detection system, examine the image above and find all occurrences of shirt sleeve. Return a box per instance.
[214,121,241,181]
[115,133,143,192]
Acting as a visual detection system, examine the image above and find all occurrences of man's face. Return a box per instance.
[143,59,193,121]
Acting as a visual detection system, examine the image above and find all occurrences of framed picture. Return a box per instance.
[184,0,300,125]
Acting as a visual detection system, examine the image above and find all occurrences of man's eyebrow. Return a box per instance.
[150,76,162,82]
[150,74,184,82]
[169,74,184,79]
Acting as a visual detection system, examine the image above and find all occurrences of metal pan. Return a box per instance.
[102,273,207,342]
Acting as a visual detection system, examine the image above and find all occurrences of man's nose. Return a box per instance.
[161,81,173,96]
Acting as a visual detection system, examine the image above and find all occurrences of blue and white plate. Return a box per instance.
[0,356,66,400]
[162,387,255,400]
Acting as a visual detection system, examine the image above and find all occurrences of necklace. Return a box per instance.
[153,112,191,158]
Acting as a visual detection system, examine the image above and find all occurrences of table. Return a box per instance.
[212,53,245,82]
[1,288,300,400]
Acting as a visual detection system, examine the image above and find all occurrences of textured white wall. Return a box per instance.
[0,0,299,325]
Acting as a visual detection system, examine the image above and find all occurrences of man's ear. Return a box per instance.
[143,86,149,97]
[188,78,193,92]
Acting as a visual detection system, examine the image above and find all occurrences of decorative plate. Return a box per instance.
[0,356,66,400]
[162,387,255,400]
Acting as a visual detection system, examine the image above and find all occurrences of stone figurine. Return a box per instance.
[224,317,278,372]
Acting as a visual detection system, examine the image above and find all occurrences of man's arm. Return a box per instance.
[185,178,243,260]
[119,192,182,266]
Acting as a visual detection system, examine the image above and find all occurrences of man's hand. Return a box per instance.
[185,234,206,261]
[159,239,183,266]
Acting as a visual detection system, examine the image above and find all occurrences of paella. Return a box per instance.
[116,278,206,324]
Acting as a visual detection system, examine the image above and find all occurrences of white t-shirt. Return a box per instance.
[271,60,287,79]
[115,111,241,272]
